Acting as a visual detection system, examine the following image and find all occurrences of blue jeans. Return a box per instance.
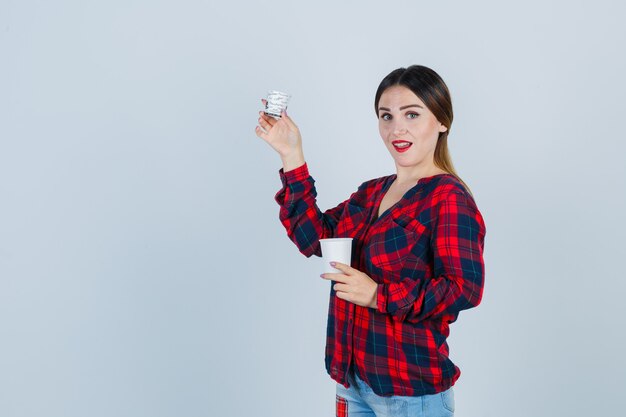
[335,370,455,417]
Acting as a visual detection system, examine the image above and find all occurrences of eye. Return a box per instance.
[380,113,391,120]
[407,112,419,119]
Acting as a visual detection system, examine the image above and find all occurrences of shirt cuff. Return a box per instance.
[279,162,309,184]
[376,284,388,313]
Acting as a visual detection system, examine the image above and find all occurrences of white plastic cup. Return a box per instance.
[264,90,291,119]
[320,238,353,273]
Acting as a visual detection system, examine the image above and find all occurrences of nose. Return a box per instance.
[392,121,408,136]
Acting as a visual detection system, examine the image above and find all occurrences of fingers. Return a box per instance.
[320,272,350,283]
[258,111,276,131]
[329,262,352,273]
[259,109,276,123]
[255,125,268,140]
[260,97,295,129]
[256,108,280,139]
[256,98,294,141]
[335,291,351,302]
[320,262,354,283]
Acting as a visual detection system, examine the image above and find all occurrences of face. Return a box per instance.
[377,85,448,171]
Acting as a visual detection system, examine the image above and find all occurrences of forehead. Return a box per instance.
[379,85,425,108]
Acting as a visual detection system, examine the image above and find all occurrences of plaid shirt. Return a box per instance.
[274,162,486,397]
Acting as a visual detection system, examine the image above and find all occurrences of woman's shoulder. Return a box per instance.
[431,175,486,234]
[433,174,468,192]
[430,174,478,208]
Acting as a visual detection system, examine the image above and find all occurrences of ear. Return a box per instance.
[438,123,448,133]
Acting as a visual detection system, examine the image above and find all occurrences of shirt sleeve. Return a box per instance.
[376,191,486,323]
[274,162,363,258]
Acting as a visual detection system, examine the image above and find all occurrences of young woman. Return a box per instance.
[255,65,486,417]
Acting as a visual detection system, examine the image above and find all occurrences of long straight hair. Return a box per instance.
[374,65,473,199]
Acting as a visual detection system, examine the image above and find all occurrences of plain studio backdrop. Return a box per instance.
[1,1,625,416]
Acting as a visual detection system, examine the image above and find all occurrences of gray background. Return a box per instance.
[1,1,625,416]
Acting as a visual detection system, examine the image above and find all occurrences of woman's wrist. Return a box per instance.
[281,151,306,172]
[369,284,379,310]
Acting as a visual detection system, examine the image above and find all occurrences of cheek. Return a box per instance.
[411,119,439,139]
[379,123,391,138]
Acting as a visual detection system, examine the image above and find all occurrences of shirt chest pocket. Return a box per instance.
[366,212,429,280]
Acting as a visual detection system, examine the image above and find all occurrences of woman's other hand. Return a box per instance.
[321,262,378,309]
[255,98,304,161]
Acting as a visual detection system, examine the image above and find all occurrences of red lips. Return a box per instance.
[392,141,413,153]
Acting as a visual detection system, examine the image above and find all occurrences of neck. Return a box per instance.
[394,163,447,185]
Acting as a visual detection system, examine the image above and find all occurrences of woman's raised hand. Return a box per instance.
[255,98,303,159]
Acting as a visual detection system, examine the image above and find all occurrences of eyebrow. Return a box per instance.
[378,104,424,112]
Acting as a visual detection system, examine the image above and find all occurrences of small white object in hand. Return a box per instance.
[264,90,291,119]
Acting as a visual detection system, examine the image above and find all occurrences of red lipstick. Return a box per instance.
[392,140,413,153]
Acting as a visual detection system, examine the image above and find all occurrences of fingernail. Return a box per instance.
[320,273,324,278]
[330,262,336,267]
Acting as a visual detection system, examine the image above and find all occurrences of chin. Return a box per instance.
[396,160,420,167]
[393,153,425,166]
